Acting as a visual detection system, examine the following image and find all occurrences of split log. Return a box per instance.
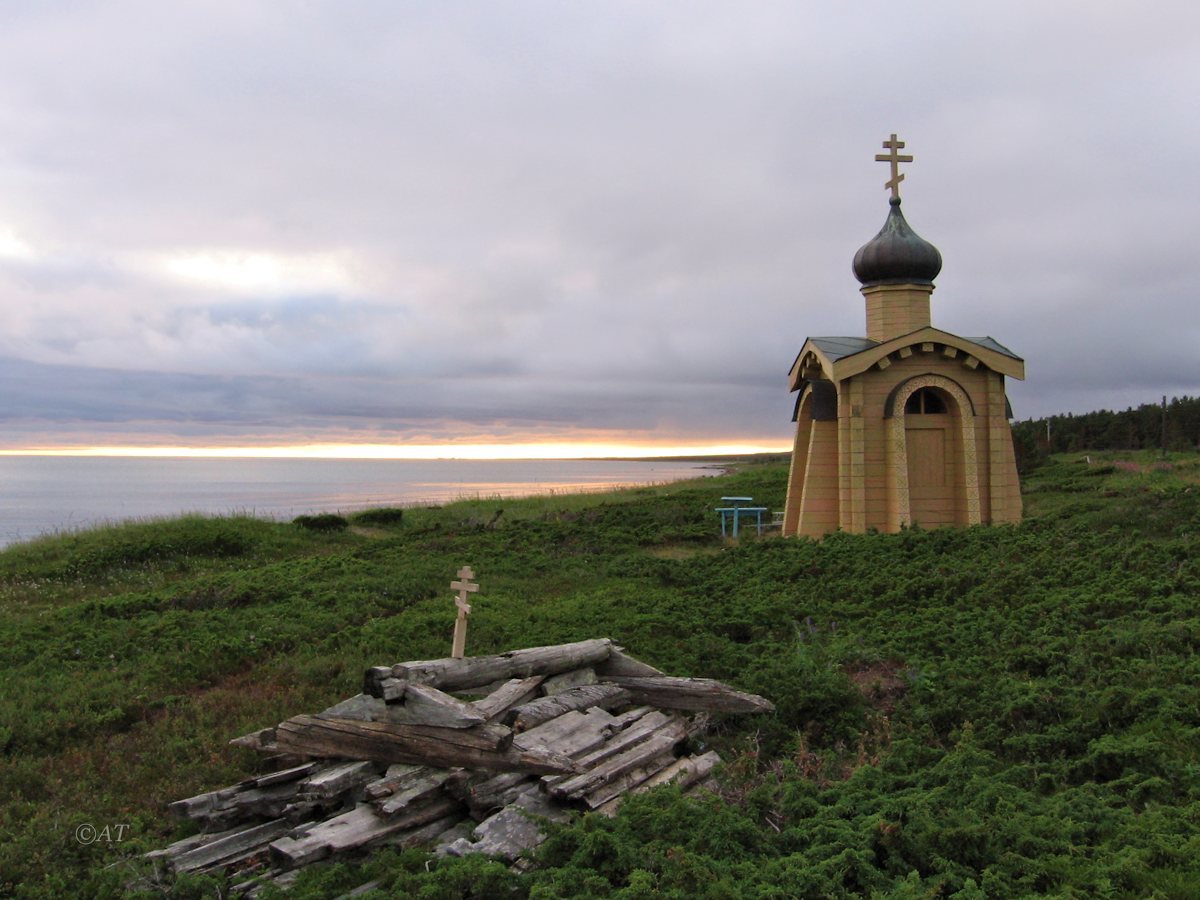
[283,714,512,753]
[250,763,322,789]
[270,797,461,869]
[274,716,577,775]
[547,718,689,801]
[168,775,319,827]
[146,825,244,874]
[168,819,293,874]
[595,750,721,816]
[508,683,630,732]
[595,647,665,678]
[363,764,425,800]
[365,639,614,694]
[513,708,619,760]
[541,667,597,696]
[541,710,672,791]
[470,676,544,722]
[597,675,775,713]
[606,706,655,730]
[229,727,279,753]
[381,683,487,728]
[320,688,486,729]
[375,769,453,818]
[581,750,678,810]
[297,761,382,800]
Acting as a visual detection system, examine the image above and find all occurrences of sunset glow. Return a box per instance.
[0,441,787,460]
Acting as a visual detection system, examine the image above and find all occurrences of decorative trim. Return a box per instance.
[888,374,981,528]
[883,373,976,418]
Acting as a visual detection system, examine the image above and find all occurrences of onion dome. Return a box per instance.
[852,197,942,287]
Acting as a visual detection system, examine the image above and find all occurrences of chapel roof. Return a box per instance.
[851,197,943,287]
[805,334,1020,364]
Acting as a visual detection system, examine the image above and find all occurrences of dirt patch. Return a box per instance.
[846,660,909,715]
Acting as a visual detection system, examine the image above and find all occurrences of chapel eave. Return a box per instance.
[787,336,877,390]
[828,326,1025,382]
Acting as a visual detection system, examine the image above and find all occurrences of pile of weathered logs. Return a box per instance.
[147,638,773,893]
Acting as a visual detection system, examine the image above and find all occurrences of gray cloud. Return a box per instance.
[0,1,1197,449]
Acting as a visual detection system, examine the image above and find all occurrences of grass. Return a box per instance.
[0,456,1198,897]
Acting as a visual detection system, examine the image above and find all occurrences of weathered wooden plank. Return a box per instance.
[363,764,426,800]
[282,714,512,754]
[320,689,485,729]
[248,762,321,789]
[541,667,597,696]
[383,683,488,728]
[595,750,721,816]
[470,676,545,722]
[513,707,619,759]
[606,706,655,730]
[167,787,240,821]
[270,797,461,869]
[581,750,677,810]
[375,678,408,702]
[317,693,388,722]
[274,716,577,775]
[548,718,688,800]
[509,683,630,732]
[367,639,614,694]
[375,769,453,818]
[298,760,382,800]
[229,727,279,752]
[597,675,774,713]
[170,819,294,874]
[147,825,244,867]
[595,647,665,678]
[541,711,671,791]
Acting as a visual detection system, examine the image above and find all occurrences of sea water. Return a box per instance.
[0,456,717,548]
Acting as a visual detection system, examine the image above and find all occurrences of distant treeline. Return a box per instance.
[1012,395,1200,468]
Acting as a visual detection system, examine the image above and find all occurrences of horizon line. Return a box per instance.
[0,440,792,461]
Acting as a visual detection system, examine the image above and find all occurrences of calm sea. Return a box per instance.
[0,456,718,548]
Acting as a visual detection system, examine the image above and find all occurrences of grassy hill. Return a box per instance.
[1,453,1198,897]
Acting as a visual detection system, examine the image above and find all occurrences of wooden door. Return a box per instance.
[906,418,958,528]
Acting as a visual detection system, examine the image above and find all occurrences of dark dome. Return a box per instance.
[852,197,942,286]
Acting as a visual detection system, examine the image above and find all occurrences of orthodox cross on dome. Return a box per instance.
[450,565,479,659]
[875,133,914,200]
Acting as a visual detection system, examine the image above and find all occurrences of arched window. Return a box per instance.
[905,387,947,415]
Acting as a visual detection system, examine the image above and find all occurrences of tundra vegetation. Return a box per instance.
[0,451,1198,897]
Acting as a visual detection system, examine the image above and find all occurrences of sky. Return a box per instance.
[0,1,1197,457]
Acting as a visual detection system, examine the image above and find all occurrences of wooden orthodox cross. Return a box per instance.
[875,133,914,200]
[450,565,479,659]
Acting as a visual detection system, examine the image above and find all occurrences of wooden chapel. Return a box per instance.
[782,135,1025,537]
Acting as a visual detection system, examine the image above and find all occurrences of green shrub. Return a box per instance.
[350,507,406,526]
[292,513,349,532]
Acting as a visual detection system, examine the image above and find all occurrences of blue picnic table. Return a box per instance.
[715,496,769,538]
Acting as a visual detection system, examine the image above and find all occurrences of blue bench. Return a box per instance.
[716,497,769,537]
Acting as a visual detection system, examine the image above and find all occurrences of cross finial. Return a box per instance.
[450,565,479,659]
[875,133,914,200]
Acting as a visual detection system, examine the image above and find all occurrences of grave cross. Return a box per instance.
[875,133,914,200]
[449,565,479,659]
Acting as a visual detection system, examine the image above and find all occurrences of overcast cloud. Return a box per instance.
[0,1,1197,451]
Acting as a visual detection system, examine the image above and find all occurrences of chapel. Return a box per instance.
[782,135,1024,537]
